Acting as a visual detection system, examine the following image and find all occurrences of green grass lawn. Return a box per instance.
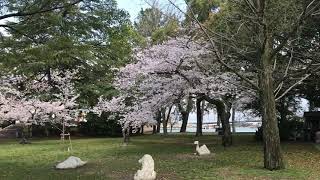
[0,134,319,180]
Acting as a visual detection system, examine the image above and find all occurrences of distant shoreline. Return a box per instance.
[160,126,258,133]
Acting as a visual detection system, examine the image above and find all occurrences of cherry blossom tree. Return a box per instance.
[0,70,80,142]
[95,35,254,145]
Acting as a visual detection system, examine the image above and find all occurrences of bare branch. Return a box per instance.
[0,24,39,43]
[244,0,258,15]
[274,47,293,96]
[306,1,320,16]
[275,74,311,101]
[168,0,260,91]
[0,0,83,21]
[275,65,320,101]
[270,0,319,60]
[312,10,320,16]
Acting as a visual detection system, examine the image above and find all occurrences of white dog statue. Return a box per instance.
[56,156,87,169]
[134,154,156,180]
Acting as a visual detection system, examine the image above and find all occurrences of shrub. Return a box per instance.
[77,112,122,137]
[255,117,304,141]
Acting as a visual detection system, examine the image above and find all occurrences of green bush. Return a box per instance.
[77,112,122,137]
[255,117,304,141]
[278,117,304,141]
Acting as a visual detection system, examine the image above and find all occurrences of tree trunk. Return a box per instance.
[140,125,144,135]
[259,43,284,170]
[156,110,161,133]
[196,98,203,136]
[178,97,192,133]
[217,112,221,127]
[162,109,168,135]
[231,104,236,133]
[162,106,173,135]
[122,129,126,143]
[29,125,32,138]
[201,100,205,120]
[122,127,130,145]
[20,125,31,144]
[216,102,232,147]
[61,121,66,141]
[153,125,157,134]
[180,111,189,132]
[129,126,133,136]
[309,100,315,111]
[219,108,232,147]
[45,124,50,137]
[204,96,232,146]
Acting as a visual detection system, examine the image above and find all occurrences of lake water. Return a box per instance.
[160,126,257,133]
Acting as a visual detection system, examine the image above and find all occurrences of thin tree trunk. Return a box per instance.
[162,106,173,135]
[122,129,126,143]
[129,126,133,136]
[45,125,49,137]
[180,112,189,132]
[196,98,203,136]
[122,127,130,145]
[231,104,236,133]
[153,125,157,134]
[156,110,161,133]
[309,100,315,111]
[61,121,65,141]
[279,98,288,123]
[217,112,221,127]
[219,108,232,147]
[162,109,167,135]
[259,42,284,170]
[178,97,192,133]
[20,125,30,144]
[29,125,32,138]
[204,96,232,146]
[201,100,205,122]
[216,101,232,147]
[46,67,53,86]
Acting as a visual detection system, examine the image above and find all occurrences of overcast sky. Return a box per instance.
[116,0,186,22]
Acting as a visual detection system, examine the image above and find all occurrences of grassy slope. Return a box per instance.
[0,134,319,180]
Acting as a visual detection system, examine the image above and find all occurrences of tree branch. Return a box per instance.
[275,74,311,101]
[274,47,294,96]
[275,64,320,101]
[168,0,260,91]
[269,0,319,60]
[0,24,39,43]
[0,0,83,21]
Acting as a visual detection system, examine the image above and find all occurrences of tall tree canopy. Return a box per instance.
[0,0,140,106]
[134,4,180,44]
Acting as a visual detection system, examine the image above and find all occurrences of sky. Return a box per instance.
[116,0,150,22]
[116,0,186,22]
[0,0,185,35]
